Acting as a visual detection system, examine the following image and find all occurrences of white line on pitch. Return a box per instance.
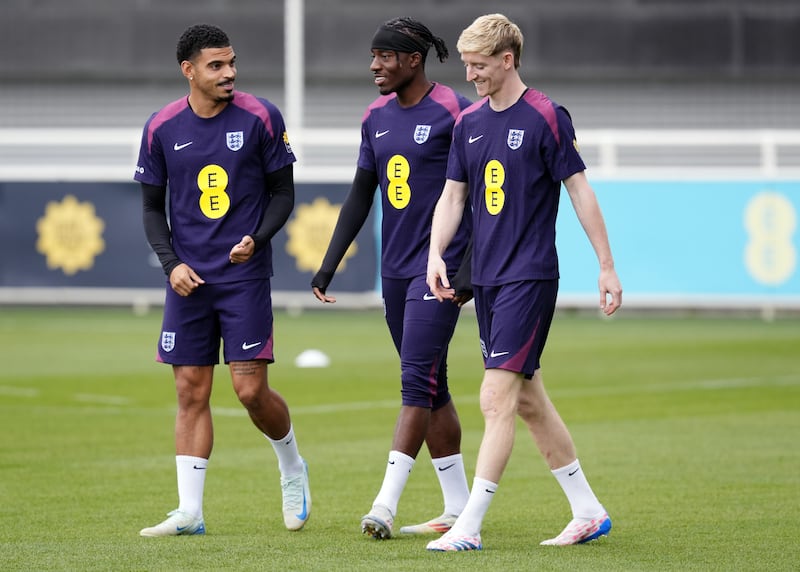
[73,393,131,405]
[0,385,40,397]
[209,374,798,418]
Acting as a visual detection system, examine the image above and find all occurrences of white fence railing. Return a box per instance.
[2,128,800,182]
[2,128,799,311]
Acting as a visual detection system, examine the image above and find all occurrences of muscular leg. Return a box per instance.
[390,400,460,457]
[365,277,466,536]
[391,405,429,456]
[229,360,291,439]
[229,359,308,530]
[516,369,577,470]
[387,276,463,460]
[434,368,520,540]
[140,365,214,535]
[174,365,214,458]
[474,368,521,483]
[150,364,214,528]
[425,400,461,458]
[518,369,606,534]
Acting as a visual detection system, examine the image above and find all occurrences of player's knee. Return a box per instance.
[399,368,437,405]
[400,386,434,409]
[175,381,212,409]
[431,391,452,411]
[479,379,517,419]
[400,395,433,409]
[234,383,265,411]
[176,394,210,414]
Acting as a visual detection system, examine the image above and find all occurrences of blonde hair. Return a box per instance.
[456,13,523,69]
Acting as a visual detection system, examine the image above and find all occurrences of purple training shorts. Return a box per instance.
[473,279,558,379]
[382,274,461,409]
[157,279,274,365]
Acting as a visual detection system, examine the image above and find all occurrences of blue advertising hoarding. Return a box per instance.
[556,180,799,299]
[0,182,377,293]
[0,179,797,305]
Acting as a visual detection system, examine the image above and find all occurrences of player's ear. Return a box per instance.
[180,60,194,81]
[502,50,514,70]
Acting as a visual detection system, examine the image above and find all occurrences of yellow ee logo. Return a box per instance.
[744,191,796,285]
[197,164,231,219]
[386,154,411,210]
[484,159,505,215]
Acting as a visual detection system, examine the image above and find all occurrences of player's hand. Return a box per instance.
[450,267,473,307]
[599,267,622,316]
[450,235,473,307]
[311,270,336,303]
[426,256,454,302]
[229,235,255,264]
[169,263,205,296]
[452,290,473,307]
[312,286,336,304]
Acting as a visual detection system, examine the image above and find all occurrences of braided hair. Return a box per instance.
[382,17,449,64]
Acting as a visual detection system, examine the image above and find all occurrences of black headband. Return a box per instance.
[371,26,428,55]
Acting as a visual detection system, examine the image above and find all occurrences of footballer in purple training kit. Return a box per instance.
[135,23,310,539]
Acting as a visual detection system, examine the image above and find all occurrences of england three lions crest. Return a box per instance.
[161,331,175,352]
[414,125,431,144]
[226,131,244,151]
[507,129,525,150]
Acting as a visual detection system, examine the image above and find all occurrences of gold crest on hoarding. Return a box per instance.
[285,197,357,272]
[36,194,105,275]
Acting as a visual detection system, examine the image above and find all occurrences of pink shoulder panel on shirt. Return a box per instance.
[427,83,464,120]
[522,89,560,144]
[147,97,189,152]
[362,93,395,122]
[231,91,275,137]
[454,97,488,127]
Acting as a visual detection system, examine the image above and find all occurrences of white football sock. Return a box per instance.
[451,477,497,537]
[176,455,207,519]
[431,453,470,516]
[265,425,304,476]
[552,459,605,519]
[373,450,415,516]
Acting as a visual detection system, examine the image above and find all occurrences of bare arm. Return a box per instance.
[563,171,622,315]
[426,179,469,301]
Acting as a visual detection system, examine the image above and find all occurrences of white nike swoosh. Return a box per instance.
[490,350,509,358]
[423,293,438,301]
[173,141,193,151]
[242,341,262,350]
[375,130,390,138]
[468,135,484,144]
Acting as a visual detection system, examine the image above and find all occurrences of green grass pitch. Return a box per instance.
[1,306,798,571]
